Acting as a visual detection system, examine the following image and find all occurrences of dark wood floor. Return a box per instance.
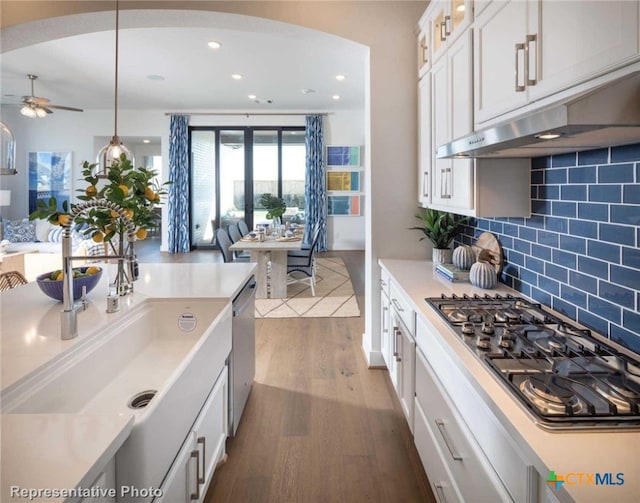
[136,239,433,503]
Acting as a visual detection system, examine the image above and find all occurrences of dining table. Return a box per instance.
[229,235,302,298]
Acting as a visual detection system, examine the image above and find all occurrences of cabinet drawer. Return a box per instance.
[389,281,415,334]
[416,347,511,503]
[414,398,462,503]
[417,315,537,503]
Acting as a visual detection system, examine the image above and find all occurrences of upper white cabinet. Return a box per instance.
[430,0,474,62]
[431,30,474,213]
[418,15,431,78]
[475,0,640,125]
[418,74,432,208]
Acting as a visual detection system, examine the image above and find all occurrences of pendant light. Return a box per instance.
[96,0,134,176]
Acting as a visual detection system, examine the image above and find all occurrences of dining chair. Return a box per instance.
[0,270,28,291]
[237,220,250,236]
[216,228,235,263]
[287,220,321,258]
[227,223,251,261]
[286,222,322,296]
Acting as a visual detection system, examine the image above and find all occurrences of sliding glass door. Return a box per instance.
[190,126,305,248]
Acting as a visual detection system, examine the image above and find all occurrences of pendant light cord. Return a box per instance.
[113,0,119,138]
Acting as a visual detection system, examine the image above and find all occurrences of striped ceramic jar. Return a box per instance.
[452,245,476,270]
[469,260,497,289]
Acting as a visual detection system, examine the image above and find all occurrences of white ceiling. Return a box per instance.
[0,9,367,114]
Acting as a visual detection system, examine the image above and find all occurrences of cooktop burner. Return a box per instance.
[426,293,640,430]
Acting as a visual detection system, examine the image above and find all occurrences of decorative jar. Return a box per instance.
[469,260,497,289]
[452,245,475,270]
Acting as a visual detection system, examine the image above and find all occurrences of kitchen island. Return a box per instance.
[379,258,639,503]
[0,262,256,503]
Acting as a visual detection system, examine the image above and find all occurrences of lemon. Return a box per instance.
[118,184,129,196]
[123,208,134,220]
[145,187,156,201]
[135,228,148,240]
[85,185,98,197]
[86,266,101,275]
[92,232,104,243]
[110,210,119,219]
[50,270,63,281]
[58,214,70,226]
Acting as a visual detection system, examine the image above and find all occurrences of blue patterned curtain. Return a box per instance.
[168,115,190,253]
[304,115,327,251]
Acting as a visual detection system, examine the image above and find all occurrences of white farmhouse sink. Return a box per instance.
[4,297,233,499]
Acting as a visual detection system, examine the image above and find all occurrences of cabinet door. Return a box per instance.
[418,74,432,208]
[398,325,416,432]
[380,291,391,368]
[432,0,473,63]
[474,0,530,124]
[155,432,198,503]
[192,366,228,497]
[529,0,639,100]
[431,55,450,208]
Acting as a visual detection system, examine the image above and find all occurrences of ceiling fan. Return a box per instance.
[20,74,84,118]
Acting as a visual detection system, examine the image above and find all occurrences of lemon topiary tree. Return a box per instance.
[30,154,170,293]
[31,155,169,246]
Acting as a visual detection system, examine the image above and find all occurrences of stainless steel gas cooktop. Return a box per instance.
[426,293,640,430]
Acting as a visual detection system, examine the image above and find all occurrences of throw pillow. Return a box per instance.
[47,227,63,243]
[34,218,54,242]
[4,218,36,243]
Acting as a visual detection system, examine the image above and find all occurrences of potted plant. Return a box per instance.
[30,154,170,293]
[260,193,287,229]
[410,208,470,265]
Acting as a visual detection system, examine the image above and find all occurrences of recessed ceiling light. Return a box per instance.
[143,139,150,144]
[232,74,243,80]
[248,94,256,100]
[456,4,465,12]
[207,41,222,49]
[335,75,346,81]
[301,88,316,94]
[332,95,341,100]
[147,75,165,81]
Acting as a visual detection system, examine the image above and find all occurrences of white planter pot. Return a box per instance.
[432,247,453,265]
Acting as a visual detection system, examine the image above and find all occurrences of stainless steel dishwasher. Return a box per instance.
[229,276,256,436]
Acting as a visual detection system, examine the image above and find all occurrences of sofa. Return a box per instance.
[2,218,95,281]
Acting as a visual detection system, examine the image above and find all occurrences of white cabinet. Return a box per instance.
[418,74,431,208]
[475,0,640,125]
[430,0,474,63]
[431,30,474,213]
[418,14,431,78]
[389,280,416,430]
[156,367,228,503]
[380,270,392,369]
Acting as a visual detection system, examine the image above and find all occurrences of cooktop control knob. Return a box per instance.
[477,335,492,350]
[462,322,475,335]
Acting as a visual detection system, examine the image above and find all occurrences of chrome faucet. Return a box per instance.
[60,199,137,340]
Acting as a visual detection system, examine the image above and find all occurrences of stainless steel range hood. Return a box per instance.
[437,72,640,159]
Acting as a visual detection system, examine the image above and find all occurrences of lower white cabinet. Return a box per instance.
[380,274,392,369]
[155,366,228,503]
[396,319,415,432]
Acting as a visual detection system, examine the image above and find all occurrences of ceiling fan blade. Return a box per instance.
[40,106,54,114]
[21,96,50,105]
[48,104,84,112]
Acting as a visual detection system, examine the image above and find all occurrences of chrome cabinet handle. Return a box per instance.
[391,298,405,312]
[515,42,525,92]
[444,15,451,36]
[395,328,402,362]
[423,171,429,197]
[393,327,399,357]
[434,483,448,502]
[382,306,389,333]
[526,34,537,86]
[420,35,428,65]
[435,419,463,461]
[197,436,206,484]
[440,168,452,199]
[439,21,447,42]
[190,450,200,500]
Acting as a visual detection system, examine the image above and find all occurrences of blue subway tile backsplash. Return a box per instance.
[458,143,640,353]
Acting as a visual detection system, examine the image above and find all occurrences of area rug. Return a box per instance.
[255,257,360,318]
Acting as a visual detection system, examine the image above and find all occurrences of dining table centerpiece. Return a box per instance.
[260,193,287,234]
[410,208,470,266]
[30,154,169,295]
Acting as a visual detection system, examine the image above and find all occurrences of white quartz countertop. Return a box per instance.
[0,262,256,502]
[379,258,640,503]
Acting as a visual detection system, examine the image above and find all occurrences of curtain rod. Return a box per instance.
[164,112,330,117]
